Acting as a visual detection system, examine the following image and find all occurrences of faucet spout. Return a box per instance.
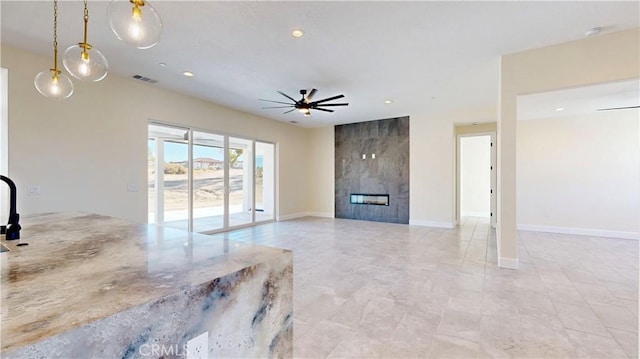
[0,175,20,240]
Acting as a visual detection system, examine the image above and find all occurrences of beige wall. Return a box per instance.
[307,126,334,217]
[499,28,640,268]
[456,123,496,135]
[517,111,639,238]
[409,113,455,227]
[1,45,310,223]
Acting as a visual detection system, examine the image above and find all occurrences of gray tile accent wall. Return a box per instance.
[335,116,409,224]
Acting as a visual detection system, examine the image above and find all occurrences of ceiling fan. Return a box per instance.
[596,105,640,111]
[260,89,348,116]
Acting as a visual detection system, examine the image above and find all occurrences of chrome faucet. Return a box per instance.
[0,175,21,240]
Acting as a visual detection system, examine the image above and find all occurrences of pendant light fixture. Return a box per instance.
[63,0,108,82]
[107,0,162,49]
[34,0,74,100]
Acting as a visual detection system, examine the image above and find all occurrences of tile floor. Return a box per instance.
[158,210,274,233]
[220,216,638,358]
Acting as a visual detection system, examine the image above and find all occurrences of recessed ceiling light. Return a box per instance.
[183,71,194,77]
[292,29,304,38]
[159,62,167,67]
[555,107,565,111]
[384,100,393,104]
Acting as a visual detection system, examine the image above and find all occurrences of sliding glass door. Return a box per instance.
[255,141,275,222]
[148,124,190,231]
[148,123,275,233]
[192,131,225,233]
[228,137,253,227]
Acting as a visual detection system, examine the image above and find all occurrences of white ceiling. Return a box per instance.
[1,1,639,127]
[518,79,640,121]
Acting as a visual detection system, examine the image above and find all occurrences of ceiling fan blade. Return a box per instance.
[314,108,334,113]
[312,94,345,104]
[283,108,296,114]
[315,103,349,107]
[277,91,297,103]
[305,88,317,102]
[597,105,640,111]
[262,106,294,109]
[259,99,294,105]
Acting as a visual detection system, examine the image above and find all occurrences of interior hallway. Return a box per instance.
[212,216,638,358]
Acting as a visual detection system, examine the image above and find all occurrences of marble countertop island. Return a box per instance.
[1,212,293,358]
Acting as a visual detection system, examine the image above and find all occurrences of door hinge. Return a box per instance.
[491,142,493,147]
[490,189,493,194]
[490,166,493,170]
[490,212,493,216]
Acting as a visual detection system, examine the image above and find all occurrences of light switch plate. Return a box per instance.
[126,183,138,192]
[27,185,41,196]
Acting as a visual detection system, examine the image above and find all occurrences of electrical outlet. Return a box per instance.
[186,331,208,359]
[27,185,41,196]
[126,183,138,192]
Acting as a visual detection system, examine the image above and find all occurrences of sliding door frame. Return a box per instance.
[148,120,276,234]
[254,140,276,224]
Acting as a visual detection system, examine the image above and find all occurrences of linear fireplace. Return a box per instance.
[350,194,389,206]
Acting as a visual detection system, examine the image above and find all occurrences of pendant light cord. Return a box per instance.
[52,0,59,74]
[83,0,89,46]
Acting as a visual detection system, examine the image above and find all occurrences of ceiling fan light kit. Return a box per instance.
[260,89,349,116]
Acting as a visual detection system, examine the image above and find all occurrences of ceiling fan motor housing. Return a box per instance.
[259,88,349,115]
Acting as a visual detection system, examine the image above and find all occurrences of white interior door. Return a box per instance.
[457,133,495,226]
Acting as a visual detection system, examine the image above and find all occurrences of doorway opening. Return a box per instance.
[515,79,640,238]
[456,132,496,227]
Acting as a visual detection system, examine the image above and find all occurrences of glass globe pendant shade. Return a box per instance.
[34,70,74,100]
[107,0,162,49]
[63,44,108,81]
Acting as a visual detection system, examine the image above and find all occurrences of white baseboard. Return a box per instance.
[517,224,639,240]
[409,220,455,229]
[306,212,335,218]
[498,256,519,270]
[277,212,309,221]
